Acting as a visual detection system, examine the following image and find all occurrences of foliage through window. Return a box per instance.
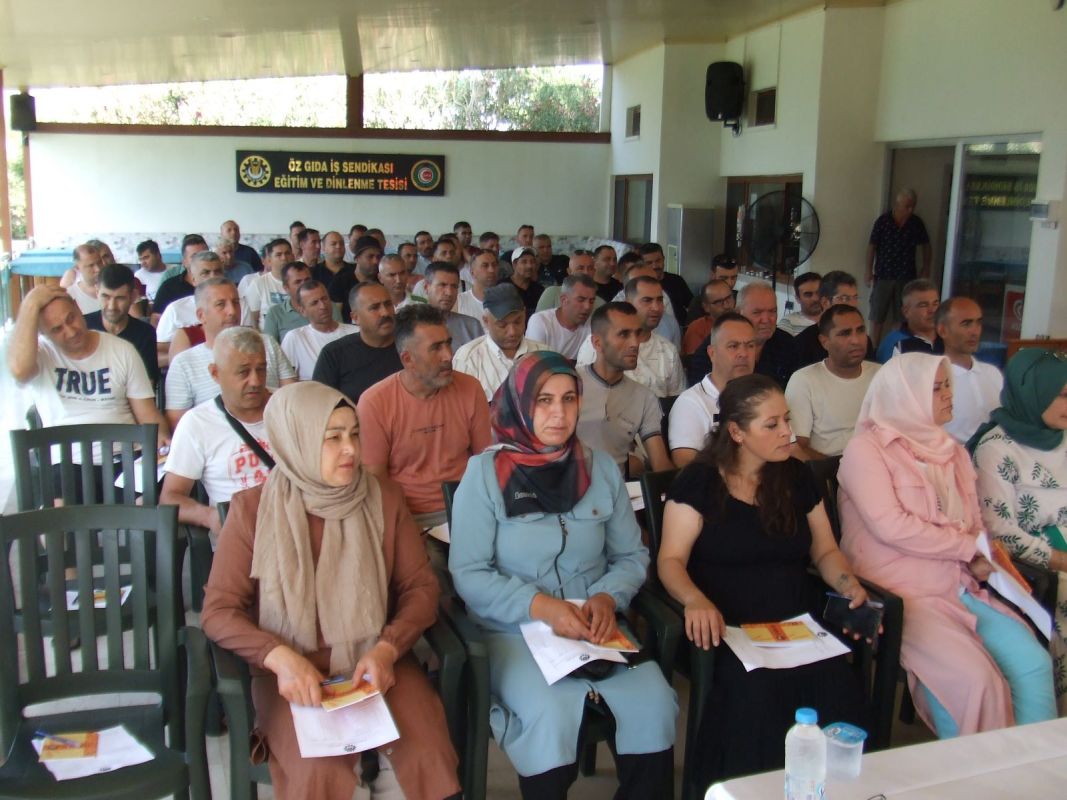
[363,66,602,132]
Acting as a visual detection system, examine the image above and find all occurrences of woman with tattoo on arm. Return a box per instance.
[658,374,870,786]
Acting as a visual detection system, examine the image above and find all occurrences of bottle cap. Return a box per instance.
[795,707,818,725]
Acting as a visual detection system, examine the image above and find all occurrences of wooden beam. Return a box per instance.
[0,70,17,318]
[346,74,364,131]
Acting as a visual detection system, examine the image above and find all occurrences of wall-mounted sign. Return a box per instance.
[236,150,445,196]
[963,174,1037,211]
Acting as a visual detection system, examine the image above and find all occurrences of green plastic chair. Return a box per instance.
[206,501,471,800]
[0,504,210,800]
[440,480,682,800]
[640,467,904,800]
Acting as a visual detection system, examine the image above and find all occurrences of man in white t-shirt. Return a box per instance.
[786,305,880,460]
[66,243,104,314]
[455,248,498,319]
[577,275,685,398]
[134,239,168,303]
[155,251,226,343]
[8,285,170,456]
[778,271,823,336]
[669,313,756,467]
[165,279,296,429]
[162,327,274,533]
[936,297,1004,444]
[281,280,360,380]
[526,274,597,359]
[239,238,293,330]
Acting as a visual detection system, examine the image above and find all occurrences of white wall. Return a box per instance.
[29,132,611,241]
[877,0,1067,336]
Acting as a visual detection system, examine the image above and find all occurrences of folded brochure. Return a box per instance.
[32,725,153,781]
[290,693,399,758]
[742,620,816,646]
[521,599,641,685]
[320,675,380,712]
[65,585,131,611]
[723,613,850,672]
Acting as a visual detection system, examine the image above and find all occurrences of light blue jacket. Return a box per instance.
[449,449,649,633]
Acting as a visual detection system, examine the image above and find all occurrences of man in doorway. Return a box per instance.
[936,296,1003,444]
[526,274,598,360]
[85,264,159,386]
[281,280,359,380]
[669,312,756,468]
[876,278,941,361]
[786,305,880,460]
[866,187,932,344]
[778,271,823,336]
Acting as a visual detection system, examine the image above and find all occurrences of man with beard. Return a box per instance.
[84,263,159,385]
[777,271,823,336]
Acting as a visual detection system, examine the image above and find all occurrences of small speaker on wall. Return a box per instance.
[10,92,37,132]
[705,62,744,127]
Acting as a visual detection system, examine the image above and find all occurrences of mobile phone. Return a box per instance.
[823,592,884,643]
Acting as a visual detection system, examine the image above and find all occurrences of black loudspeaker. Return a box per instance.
[705,62,744,121]
[10,92,37,132]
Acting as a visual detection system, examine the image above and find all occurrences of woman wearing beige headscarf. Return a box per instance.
[202,381,460,799]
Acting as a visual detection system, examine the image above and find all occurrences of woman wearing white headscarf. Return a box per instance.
[202,381,460,799]
[838,352,1055,738]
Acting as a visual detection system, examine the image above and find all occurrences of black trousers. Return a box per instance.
[516,746,673,800]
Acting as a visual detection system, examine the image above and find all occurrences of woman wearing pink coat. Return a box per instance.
[838,353,1055,737]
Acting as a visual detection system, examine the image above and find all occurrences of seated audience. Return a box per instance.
[777,271,823,336]
[312,282,402,404]
[610,260,681,348]
[216,237,255,286]
[971,348,1067,713]
[937,297,1002,443]
[165,279,296,429]
[576,303,671,476]
[156,251,226,345]
[310,230,353,290]
[241,238,295,330]
[298,227,322,267]
[687,281,798,388]
[794,271,875,368]
[578,276,685,399]
[453,284,549,402]
[414,230,435,273]
[331,235,384,320]
[201,382,460,800]
[357,304,492,525]
[134,239,168,303]
[288,221,306,256]
[875,278,940,362]
[533,233,570,286]
[161,327,274,531]
[526,274,598,360]
[153,234,209,322]
[501,223,535,267]
[658,374,869,785]
[685,255,739,321]
[535,251,605,313]
[785,305,880,460]
[592,244,621,303]
[449,352,677,798]
[84,263,159,386]
[669,313,756,468]
[220,218,264,273]
[281,280,359,380]
[681,279,736,359]
[453,220,473,249]
[423,262,482,348]
[378,254,415,310]
[9,284,170,459]
[455,248,497,318]
[477,230,501,256]
[262,262,314,344]
[66,243,104,314]
[639,242,693,326]
[839,353,1055,738]
[507,246,546,316]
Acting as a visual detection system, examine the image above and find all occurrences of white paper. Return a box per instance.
[722,613,850,672]
[520,620,629,685]
[975,533,1053,639]
[65,585,131,611]
[113,455,166,493]
[626,481,645,512]
[290,692,400,758]
[32,725,153,781]
[425,523,450,544]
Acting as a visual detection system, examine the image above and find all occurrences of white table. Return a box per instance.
[706,717,1067,799]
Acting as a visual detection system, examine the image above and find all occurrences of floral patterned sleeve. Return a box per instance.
[974,433,1052,569]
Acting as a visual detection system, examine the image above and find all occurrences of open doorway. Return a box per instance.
[886,146,955,289]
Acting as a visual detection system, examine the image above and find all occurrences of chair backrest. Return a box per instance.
[658,395,677,441]
[639,469,678,567]
[0,504,181,756]
[807,456,843,541]
[217,501,230,526]
[442,481,460,528]
[10,423,160,510]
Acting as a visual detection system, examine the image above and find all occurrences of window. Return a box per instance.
[626,105,641,138]
[751,88,776,127]
[613,175,653,243]
[723,174,803,276]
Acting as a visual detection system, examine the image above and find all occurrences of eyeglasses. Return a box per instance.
[707,296,735,307]
[832,293,860,304]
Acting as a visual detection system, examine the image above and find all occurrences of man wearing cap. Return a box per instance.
[330,234,383,321]
[505,246,545,317]
[453,284,549,402]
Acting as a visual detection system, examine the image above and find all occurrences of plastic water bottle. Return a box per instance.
[784,707,826,800]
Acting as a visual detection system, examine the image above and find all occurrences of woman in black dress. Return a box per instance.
[657,374,869,785]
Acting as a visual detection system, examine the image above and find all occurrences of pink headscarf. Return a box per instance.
[857,353,973,525]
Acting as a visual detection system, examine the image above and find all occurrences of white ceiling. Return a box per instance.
[0,0,821,88]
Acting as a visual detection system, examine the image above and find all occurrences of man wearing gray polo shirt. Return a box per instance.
[577,302,672,477]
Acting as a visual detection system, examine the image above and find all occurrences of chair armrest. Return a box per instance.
[180,626,212,800]
[421,611,467,755]
[439,600,490,800]
[1013,558,1059,614]
[208,639,258,800]
[854,576,903,752]
[630,587,684,680]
